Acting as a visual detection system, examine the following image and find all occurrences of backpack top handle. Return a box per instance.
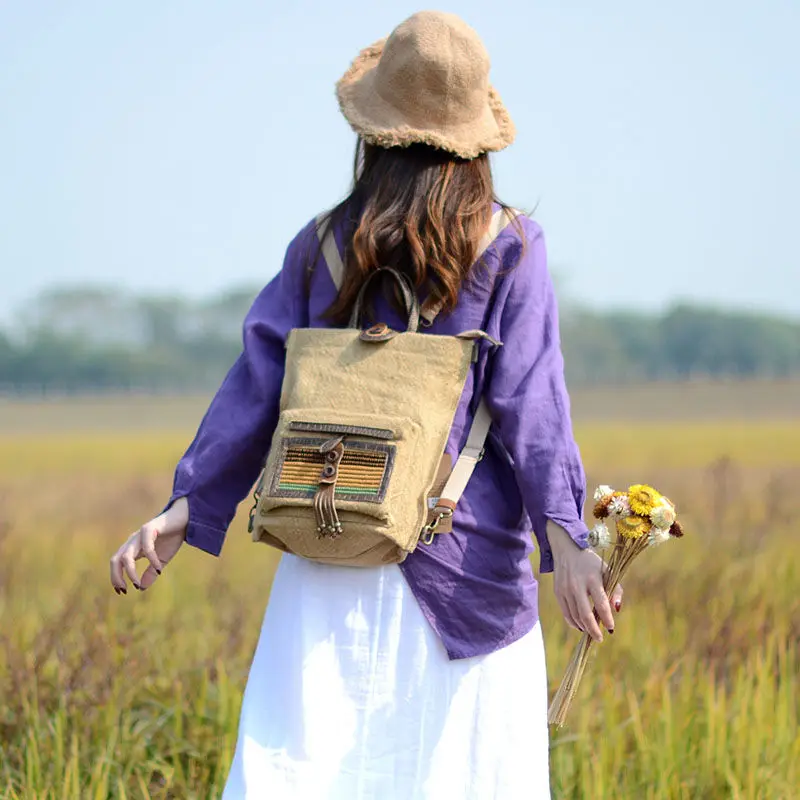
[348,267,421,333]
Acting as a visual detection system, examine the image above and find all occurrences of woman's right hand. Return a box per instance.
[547,520,622,642]
[109,497,189,594]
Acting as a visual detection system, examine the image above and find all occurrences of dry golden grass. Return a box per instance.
[0,389,798,798]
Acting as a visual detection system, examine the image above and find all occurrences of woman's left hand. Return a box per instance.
[547,521,624,642]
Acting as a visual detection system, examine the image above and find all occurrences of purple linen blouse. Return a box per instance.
[164,207,590,659]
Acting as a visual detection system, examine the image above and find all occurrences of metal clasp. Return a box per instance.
[420,508,454,546]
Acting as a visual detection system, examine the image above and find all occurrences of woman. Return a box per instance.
[109,11,622,799]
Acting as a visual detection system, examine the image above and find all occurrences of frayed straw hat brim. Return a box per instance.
[336,38,516,160]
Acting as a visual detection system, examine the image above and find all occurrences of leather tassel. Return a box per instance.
[314,484,326,536]
[314,440,345,538]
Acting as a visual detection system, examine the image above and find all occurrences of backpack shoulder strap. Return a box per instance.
[429,398,493,523]
[423,208,522,533]
[315,214,345,289]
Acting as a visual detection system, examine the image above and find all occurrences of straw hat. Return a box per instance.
[336,11,515,160]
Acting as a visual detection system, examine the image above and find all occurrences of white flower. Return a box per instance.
[608,495,631,517]
[594,485,614,502]
[650,500,676,530]
[588,522,612,550]
[648,527,671,547]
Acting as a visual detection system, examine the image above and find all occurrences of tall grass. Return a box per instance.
[1,419,798,798]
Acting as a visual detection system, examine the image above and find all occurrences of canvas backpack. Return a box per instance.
[248,208,519,566]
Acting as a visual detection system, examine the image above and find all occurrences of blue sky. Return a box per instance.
[1,0,798,325]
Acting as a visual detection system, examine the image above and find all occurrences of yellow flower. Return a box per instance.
[616,515,651,539]
[627,484,662,517]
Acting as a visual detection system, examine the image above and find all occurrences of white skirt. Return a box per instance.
[222,555,551,800]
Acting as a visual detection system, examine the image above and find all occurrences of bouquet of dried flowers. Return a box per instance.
[547,484,684,727]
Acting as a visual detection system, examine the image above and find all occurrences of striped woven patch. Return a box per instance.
[269,437,395,503]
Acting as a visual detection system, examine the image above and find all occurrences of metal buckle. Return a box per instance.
[420,508,454,546]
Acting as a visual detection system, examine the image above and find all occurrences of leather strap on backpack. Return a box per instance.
[349,267,421,332]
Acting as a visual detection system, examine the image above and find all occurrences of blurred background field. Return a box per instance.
[1,387,798,799]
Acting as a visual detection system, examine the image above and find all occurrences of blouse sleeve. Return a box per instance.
[163,223,312,556]
[484,220,590,573]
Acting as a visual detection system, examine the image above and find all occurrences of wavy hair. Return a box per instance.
[318,140,515,325]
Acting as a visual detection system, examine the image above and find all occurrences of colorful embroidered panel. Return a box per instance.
[269,436,395,503]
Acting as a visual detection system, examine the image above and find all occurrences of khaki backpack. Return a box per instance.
[248,208,519,566]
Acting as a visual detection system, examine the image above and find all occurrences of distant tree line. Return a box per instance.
[1,287,798,395]
[560,305,800,383]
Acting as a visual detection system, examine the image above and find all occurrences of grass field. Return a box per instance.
[1,385,799,798]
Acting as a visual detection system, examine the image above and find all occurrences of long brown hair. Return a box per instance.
[318,140,513,325]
